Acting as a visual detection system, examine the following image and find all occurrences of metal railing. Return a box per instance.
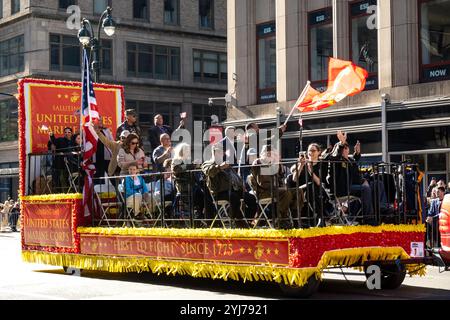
[26,154,425,230]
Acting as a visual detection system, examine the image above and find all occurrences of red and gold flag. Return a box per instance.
[297,58,368,112]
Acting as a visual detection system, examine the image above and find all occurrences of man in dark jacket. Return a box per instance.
[49,127,74,192]
[326,131,373,217]
[148,114,185,153]
[201,144,247,227]
[116,109,142,143]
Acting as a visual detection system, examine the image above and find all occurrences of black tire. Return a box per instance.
[379,264,406,289]
[364,263,406,290]
[279,274,320,298]
[63,266,83,275]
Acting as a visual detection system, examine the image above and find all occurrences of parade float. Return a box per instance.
[17,78,448,297]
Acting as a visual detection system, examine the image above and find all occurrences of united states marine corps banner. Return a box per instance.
[22,202,74,248]
[18,78,124,154]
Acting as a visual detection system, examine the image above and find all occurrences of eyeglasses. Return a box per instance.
[130,142,138,145]
[64,131,72,134]
[308,149,318,153]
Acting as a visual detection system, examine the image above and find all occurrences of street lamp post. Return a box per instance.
[77,7,116,82]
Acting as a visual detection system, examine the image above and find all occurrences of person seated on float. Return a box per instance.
[326,131,373,218]
[202,143,247,228]
[117,133,147,176]
[123,164,151,218]
[287,143,327,225]
[171,143,204,218]
[248,145,293,229]
[152,133,173,173]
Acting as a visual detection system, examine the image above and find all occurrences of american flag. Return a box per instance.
[81,48,99,217]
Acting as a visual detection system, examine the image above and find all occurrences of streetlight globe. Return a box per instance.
[77,24,91,45]
[102,14,116,37]
[103,26,115,36]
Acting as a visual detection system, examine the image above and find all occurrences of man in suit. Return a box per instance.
[427,186,444,248]
[148,114,184,152]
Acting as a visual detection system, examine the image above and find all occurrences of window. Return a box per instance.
[133,0,148,20]
[94,0,110,15]
[350,0,378,90]
[193,50,226,84]
[127,42,180,80]
[164,0,179,25]
[126,100,181,149]
[100,39,112,75]
[389,126,450,152]
[0,99,18,142]
[50,34,81,72]
[59,0,76,9]
[420,0,450,82]
[309,8,333,90]
[193,104,226,128]
[257,22,276,104]
[199,0,214,29]
[0,35,24,76]
[11,0,20,14]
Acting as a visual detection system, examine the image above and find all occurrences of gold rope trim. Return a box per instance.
[21,194,82,201]
[22,246,426,287]
[77,224,425,239]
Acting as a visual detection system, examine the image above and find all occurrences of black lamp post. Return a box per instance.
[77,6,116,82]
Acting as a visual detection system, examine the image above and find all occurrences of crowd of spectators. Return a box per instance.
[39,110,438,231]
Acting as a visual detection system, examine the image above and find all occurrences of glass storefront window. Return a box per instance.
[257,22,276,104]
[420,0,450,82]
[309,8,333,86]
[350,0,378,90]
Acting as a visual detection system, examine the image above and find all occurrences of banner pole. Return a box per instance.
[283,81,311,127]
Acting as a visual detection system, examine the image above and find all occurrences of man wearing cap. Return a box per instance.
[95,123,129,178]
[116,109,141,142]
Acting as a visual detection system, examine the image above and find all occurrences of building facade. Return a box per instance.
[226,0,450,186]
[0,0,227,201]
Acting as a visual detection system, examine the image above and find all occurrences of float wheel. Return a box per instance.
[364,263,406,289]
[279,274,320,298]
[63,266,83,275]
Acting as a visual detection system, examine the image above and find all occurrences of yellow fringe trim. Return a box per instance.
[21,246,426,287]
[77,224,425,239]
[21,193,82,201]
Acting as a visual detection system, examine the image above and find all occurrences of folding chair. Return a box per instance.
[253,195,275,229]
[94,182,120,227]
[209,194,232,228]
[117,183,138,228]
[64,157,79,193]
[322,187,361,226]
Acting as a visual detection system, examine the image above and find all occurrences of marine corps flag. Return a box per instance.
[296,58,368,112]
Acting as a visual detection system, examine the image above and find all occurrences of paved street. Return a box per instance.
[1,231,449,300]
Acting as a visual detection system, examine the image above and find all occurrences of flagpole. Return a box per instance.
[283,81,311,127]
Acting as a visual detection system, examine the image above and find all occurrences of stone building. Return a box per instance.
[226,0,450,186]
[0,0,227,201]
